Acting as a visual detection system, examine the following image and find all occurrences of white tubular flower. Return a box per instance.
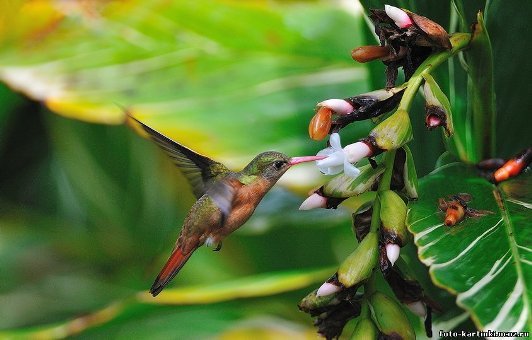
[344,141,372,163]
[315,133,362,177]
[385,5,413,28]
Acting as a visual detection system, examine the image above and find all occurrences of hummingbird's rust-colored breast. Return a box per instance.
[219,177,273,236]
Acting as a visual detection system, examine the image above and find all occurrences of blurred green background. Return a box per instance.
[0,0,530,338]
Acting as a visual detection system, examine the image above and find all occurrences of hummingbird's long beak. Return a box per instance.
[289,155,327,166]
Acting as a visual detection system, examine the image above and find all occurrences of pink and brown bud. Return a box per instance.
[298,284,362,339]
[317,99,354,115]
[367,6,451,87]
[384,5,413,28]
[316,274,344,297]
[299,192,327,210]
[316,282,342,297]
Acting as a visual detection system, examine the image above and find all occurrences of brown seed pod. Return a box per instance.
[351,45,392,63]
[309,106,332,141]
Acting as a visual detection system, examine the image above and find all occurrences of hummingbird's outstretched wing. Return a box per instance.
[126,114,231,199]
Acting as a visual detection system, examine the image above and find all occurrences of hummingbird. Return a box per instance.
[126,114,325,297]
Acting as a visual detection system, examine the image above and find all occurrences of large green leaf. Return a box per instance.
[0,267,330,338]
[407,163,531,333]
[0,0,370,174]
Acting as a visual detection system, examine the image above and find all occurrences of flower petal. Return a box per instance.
[343,160,361,178]
[316,147,335,158]
[319,164,344,176]
[316,150,343,168]
[329,133,342,150]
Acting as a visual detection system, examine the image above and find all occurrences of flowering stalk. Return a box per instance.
[300,8,478,339]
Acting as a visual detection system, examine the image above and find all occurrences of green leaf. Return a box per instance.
[423,73,454,137]
[402,145,419,199]
[0,267,331,338]
[465,11,496,161]
[0,0,370,173]
[407,163,531,333]
[138,267,333,305]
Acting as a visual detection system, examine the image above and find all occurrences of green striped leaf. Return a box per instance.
[407,163,531,333]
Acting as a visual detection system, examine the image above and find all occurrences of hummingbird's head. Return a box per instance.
[246,151,327,182]
[246,151,292,181]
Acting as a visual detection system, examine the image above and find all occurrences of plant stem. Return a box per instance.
[367,148,396,237]
[360,298,370,318]
[369,149,396,234]
[398,33,471,112]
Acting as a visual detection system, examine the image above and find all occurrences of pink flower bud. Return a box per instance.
[425,114,443,129]
[406,301,427,317]
[316,282,342,297]
[299,193,327,210]
[384,5,413,28]
[318,99,354,115]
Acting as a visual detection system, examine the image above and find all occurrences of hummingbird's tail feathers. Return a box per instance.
[150,247,194,297]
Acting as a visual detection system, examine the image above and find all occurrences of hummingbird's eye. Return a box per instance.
[274,160,286,170]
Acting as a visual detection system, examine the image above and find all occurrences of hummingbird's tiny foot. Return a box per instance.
[205,236,214,247]
[205,236,222,251]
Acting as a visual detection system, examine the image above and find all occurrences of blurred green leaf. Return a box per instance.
[1,267,331,338]
[138,266,332,305]
[0,0,370,175]
[407,164,531,333]
[2,0,531,337]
